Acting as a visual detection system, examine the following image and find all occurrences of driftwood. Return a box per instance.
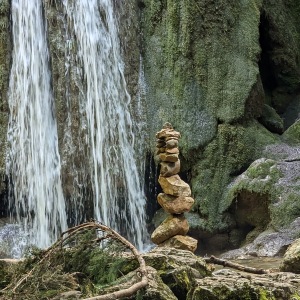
[204,255,269,274]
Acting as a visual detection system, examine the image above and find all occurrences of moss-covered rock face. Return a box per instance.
[141,0,262,155]
[260,0,300,113]
[190,122,278,234]
[142,0,300,252]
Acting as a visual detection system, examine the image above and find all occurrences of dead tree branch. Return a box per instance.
[204,255,269,274]
[2,221,148,299]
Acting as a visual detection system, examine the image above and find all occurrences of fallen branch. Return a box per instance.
[204,255,269,274]
[2,221,148,300]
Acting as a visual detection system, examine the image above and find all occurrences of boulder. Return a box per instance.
[158,175,191,197]
[159,235,198,252]
[151,215,189,244]
[280,238,300,273]
[157,193,194,214]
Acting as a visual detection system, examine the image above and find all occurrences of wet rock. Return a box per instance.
[151,215,189,244]
[157,193,194,214]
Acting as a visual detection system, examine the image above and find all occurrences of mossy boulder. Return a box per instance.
[258,104,284,134]
[280,238,300,273]
[189,121,277,234]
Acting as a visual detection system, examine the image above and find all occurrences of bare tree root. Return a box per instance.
[204,255,269,274]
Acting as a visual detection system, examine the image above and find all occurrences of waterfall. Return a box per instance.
[6,0,67,249]
[64,0,148,249]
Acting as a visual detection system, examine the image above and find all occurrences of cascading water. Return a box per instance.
[63,0,148,249]
[6,0,67,249]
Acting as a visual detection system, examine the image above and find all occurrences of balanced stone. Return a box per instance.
[156,129,181,140]
[160,161,180,177]
[158,175,191,197]
[159,153,179,162]
[166,139,178,149]
[156,147,166,154]
[165,136,179,141]
[157,193,194,214]
[156,139,166,148]
[159,235,198,253]
[151,215,189,244]
[166,147,179,154]
[164,130,181,139]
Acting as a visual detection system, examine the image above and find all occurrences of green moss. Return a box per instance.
[190,122,275,232]
[142,0,263,155]
[270,193,300,229]
[259,289,275,300]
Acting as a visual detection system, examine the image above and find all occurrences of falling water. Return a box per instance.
[64,0,148,249]
[6,0,67,249]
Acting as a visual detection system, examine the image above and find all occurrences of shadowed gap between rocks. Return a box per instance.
[227,190,271,248]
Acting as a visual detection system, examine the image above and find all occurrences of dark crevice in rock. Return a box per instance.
[137,1,145,9]
[227,190,270,247]
[229,164,249,177]
[144,153,161,226]
[0,176,8,218]
[258,12,278,94]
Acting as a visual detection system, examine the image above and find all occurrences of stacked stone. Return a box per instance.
[151,123,198,252]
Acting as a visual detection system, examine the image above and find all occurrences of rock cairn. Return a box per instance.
[151,123,198,252]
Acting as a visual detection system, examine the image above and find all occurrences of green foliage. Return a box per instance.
[270,193,300,229]
[0,229,138,299]
[259,289,275,300]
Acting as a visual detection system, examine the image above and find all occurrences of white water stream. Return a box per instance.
[6,0,67,249]
[5,0,147,253]
[63,0,148,249]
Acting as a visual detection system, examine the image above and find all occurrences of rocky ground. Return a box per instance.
[1,246,299,300]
